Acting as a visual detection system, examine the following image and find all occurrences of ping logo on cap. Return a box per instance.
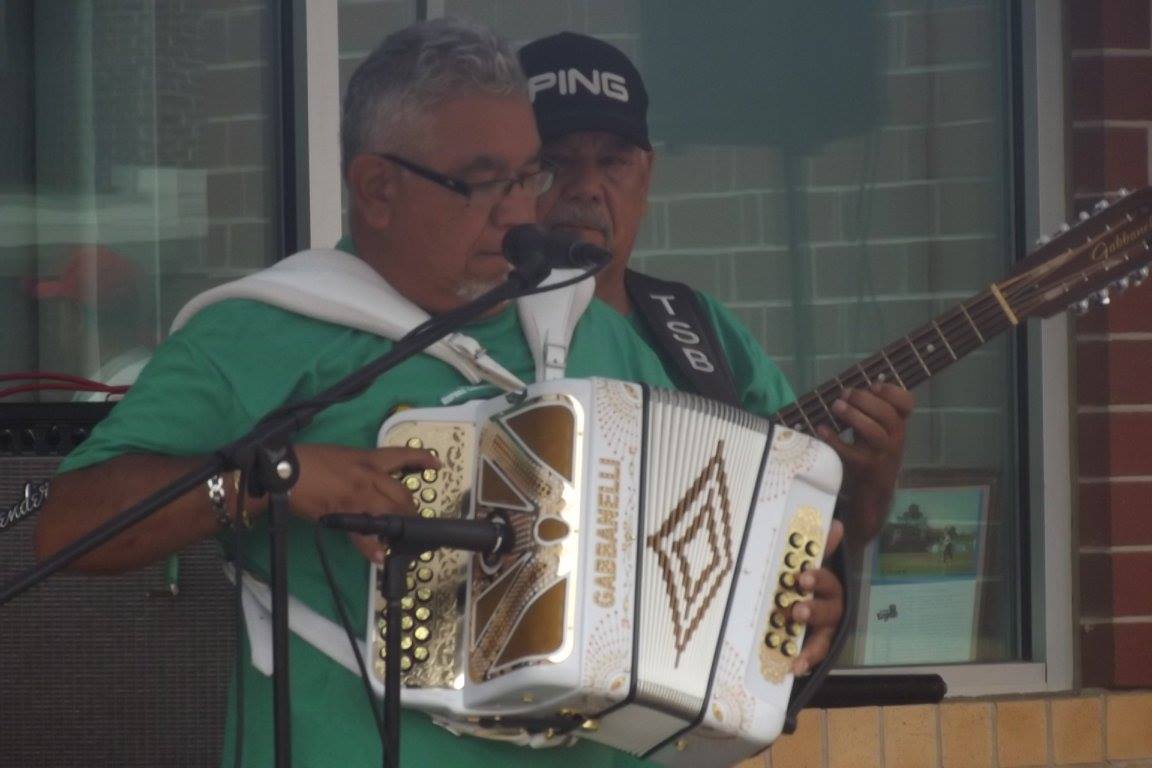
[528,69,630,103]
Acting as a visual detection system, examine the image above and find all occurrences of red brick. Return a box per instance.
[1077,340,1152,406]
[1080,481,1152,546]
[1081,622,1115,687]
[1077,283,1152,334]
[1080,552,1115,616]
[1070,0,1152,50]
[1113,552,1152,616]
[1077,413,1152,476]
[1110,482,1152,545]
[1071,127,1149,195]
[1072,56,1152,121]
[1080,483,1113,546]
[1114,622,1152,687]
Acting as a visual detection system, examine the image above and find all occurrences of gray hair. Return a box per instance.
[340,17,526,176]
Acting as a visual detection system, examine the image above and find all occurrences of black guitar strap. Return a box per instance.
[624,269,741,407]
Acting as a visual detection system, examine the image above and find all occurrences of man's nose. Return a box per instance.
[555,160,604,201]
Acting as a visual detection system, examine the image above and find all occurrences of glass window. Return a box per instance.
[1,0,282,402]
[336,1,1024,667]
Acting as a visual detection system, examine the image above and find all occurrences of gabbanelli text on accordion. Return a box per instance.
[366,377,841,767]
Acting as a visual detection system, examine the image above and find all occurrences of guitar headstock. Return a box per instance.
[1001,187,1152,320]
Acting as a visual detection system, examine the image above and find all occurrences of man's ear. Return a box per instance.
[346,154,398,229]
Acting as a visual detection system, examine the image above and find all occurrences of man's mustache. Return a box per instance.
[543,202,612,241]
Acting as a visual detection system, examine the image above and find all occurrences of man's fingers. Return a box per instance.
[825,519,845,557]
[372,447,441,474]
[874,382,915,418]
[832,393,892,446]
[794,627,833,675]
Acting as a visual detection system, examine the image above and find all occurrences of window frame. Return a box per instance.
[310,0,1076,697]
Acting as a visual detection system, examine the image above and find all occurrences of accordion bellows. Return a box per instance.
[368,378,841,767]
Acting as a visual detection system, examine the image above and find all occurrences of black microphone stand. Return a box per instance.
[320,513,511,768]
[1,251,567,768]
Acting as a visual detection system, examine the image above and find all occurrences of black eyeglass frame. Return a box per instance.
[376,153,554,201]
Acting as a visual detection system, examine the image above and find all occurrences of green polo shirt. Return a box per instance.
[61,286,677,767]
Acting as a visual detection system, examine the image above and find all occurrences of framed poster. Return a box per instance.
[853,470,996,666]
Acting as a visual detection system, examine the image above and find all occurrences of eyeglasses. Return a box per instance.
[377,153,554,205]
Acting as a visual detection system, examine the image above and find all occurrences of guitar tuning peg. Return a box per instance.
[1095,288,1111,306]
[1133,266,1150,286]
[1112,276,1131,294]
[1035,234,1051,246]
[1078,211,1091,221]
[1094,199,1110,212]
[1071,298,1092,315]
[1118,187,1130,197]
[1059,222,1071,233]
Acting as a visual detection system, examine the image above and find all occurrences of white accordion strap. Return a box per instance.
[515,268,595,382]
[170,249,526,392]
[224,564,366,680]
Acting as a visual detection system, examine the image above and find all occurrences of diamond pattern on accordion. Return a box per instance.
[646,440,736,667]
[468,396,581,681]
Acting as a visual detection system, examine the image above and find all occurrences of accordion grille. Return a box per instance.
[637,389,771,716]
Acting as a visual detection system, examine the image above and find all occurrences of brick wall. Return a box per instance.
[1070,0,1152,690]
[754,692,1152,768]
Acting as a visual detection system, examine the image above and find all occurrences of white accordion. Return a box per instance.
[366,378,841,767]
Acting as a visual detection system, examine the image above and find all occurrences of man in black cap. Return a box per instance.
[521,31,916,674]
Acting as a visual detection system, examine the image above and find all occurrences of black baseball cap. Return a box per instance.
[519,32,651,151]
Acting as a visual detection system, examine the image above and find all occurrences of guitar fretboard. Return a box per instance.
[770,286,1016,433]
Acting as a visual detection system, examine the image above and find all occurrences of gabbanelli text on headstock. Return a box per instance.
[772,186,1152,434]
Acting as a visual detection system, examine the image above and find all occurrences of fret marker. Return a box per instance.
[926,343,936,353]
[878,349,907,388]
[876,372,887,382]
[931,321,958,360]
[906,336,932,377]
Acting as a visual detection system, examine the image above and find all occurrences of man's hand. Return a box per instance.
[816,383,914,545]
[784,519,844,675]
[290,444,441,564]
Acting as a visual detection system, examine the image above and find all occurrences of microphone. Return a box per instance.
[320,513,514,556]
[502,224,612,271]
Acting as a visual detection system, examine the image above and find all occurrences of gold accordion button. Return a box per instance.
[419,487,437,503]
[413,646,429,662]
[418,550,434,563]
[789,532,804,548]
[413,626,430,642]
[414,606,431,622]
[403,475,421,491]
[416,566,433,582]
[769,612,786,629]
[419,507,436,518]
[805,541,822,557]
[400,596,414,611]
[422,468,438,483]
[787,621,804,636]
[782,640,799,658]
[416,587,432,602]
[400,635,413,651]
[400,615,414,631]
[784,552,799,569]
[401,655,413,671]
[780,572,797,590]
[764,632,783,649]
[775,592,797,609]
[406,437,423,449]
